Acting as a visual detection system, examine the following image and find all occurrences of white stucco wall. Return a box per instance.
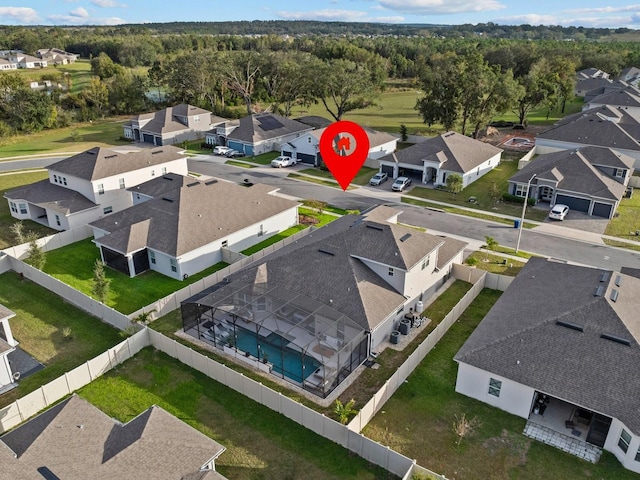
[403,251,441,299]
[455,362,536,419]
[0,354,13,387]
[357,257,406,294]
[604,418,640,474]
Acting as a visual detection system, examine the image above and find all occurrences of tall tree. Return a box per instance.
[83,77,109,118]
[92,259,110,304]
[220,50,263,115]
[415,52,461,131]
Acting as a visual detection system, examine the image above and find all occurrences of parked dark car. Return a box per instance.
[225,149,245,158]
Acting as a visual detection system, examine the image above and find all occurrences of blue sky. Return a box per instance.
[2,1,640,29]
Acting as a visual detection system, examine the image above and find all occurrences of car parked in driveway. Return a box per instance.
[369,172,388,186]
[225,149,245,158]
[213,146,232,155]
[548,204,569,220]
[271,156,296,168]
[391,176,412,192]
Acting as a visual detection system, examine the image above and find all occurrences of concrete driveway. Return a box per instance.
[542,209,610,235]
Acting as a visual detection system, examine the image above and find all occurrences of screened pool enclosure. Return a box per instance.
[182,281,369,398]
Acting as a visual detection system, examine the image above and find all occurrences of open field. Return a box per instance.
[0,171,54,249]
[41,238,228,314]
[0,118,130,158]
[0,271,122,408]
[9,59,93,94]
[79,348,395,480]
[362,288,637,480]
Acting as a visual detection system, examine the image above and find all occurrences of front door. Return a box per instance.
[539,186,554,202]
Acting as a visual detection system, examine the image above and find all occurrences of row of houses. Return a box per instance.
[0,48,78,70]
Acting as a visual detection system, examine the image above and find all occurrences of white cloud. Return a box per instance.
[70,7,89,18]
[91,0,123,7]
[492,14,558,26]
[47,13,126,25]
[277,9,403,22]
[563,5,640,15]
[0,7,40,24]
[377,0,505,15]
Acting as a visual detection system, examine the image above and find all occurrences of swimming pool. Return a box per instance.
[234,329,319,383]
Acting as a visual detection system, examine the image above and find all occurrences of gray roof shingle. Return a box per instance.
[4,179,98,214]
[228,113,312,144]
[455,258,640,434]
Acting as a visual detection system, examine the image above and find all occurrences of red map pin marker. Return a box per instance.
[319,121,370,191]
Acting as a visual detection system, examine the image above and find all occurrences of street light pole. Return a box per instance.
[515,173,537,254]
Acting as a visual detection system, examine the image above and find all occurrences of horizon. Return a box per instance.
[1,1,640,30]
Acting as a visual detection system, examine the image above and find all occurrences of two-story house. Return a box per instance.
[123,104,226,146]
[4,146,188,231]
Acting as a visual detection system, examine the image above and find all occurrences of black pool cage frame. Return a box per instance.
[181,281,368,398]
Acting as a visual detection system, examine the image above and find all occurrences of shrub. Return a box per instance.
[502,193,535,206]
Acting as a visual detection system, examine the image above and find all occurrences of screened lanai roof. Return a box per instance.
[183,280,367,360]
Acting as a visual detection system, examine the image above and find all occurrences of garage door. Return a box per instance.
[555,194,590,213]
[296,153,316,165]
[381,164,394,177]
[592,202,613,218]
[399,167,423,181]
[142,133,154,144]
[282,150,292,157]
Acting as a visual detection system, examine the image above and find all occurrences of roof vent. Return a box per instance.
[318,248,335,256]
[104,154,117,159]
[187,181,199,187]
[205,179,218,186]
[162,175,173,180]
[600,333,631,346]
[366,225,384,232]
[594,285,605,297]
[400,233,412,242]
[615,275,622,287]
[151,150,163,154]
[599,272,610,282]
[555,320,584,332]
[162,197,173,203]
[610,289,619,302]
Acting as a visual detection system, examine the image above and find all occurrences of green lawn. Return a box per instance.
[79,348,395,480]
[240,225,308,255]
[248,151,281,165]
[605,188,640,240]
[10,59,93,95]
[298,166,378,187]
[406,160,549,222]
[465,252,525,276]
[0,118,130,158]
[41,238,228,314]
[0,171,55,249]
[362,288,637,480]
[289,172,357,190]
[225,159,257,168]
[0,271,122,408]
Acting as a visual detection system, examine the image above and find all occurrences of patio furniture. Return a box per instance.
[565,420,575,429]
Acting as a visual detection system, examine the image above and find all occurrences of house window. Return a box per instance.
[477,167,480,175]
[119,178,125,189]
[615,168,625,178]
[9,202,17,213]
[514,184,527,197]
[97,183,104,195]
[62,177,67,186]
[149,251,156,264]
[619,429,632,453]
[222,240,228,248]
[53,174,58,183]
[161,167,167,174]
[19,203,27,214]
[635,445,640,462]
[422,257,430,270]
[55,214,60,226]
[258,224,264,236]
[170,259,177,272]
[388,267,394,276]
[488,378,502,397]
[103,206,113,214]
[151,169,155,177]
[193,115,200,123]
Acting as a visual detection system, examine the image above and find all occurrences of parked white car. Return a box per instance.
[549,204,570,221]
[213,146,232,155]
[271,156,296,168]
[391,176,412,192]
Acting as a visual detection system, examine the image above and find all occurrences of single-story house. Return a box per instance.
[0,394,228,479]
[455,257,640,473]
[181,205,466,397]
[4,146,188,231]
[576,68,610,80]
[123,104,226,146]
[89,175,299,280]
[377,131,502,187]
[582,80,629,103]
[2,53,47,69]
[616,67,640,86]
[36,48,78,65]
[536,105,640,169]
[509,146,634,219]
[583,85,640,116]
[205,113,313,156]
[0,58,17,70]
[0,305,18,395]
[282,125,397,168]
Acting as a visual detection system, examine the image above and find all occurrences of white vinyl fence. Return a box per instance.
[0,329,150,434]
[1,225,93,261]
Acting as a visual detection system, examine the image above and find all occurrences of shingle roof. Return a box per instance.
[537,105,640,151]
[510,146,633,201]
[0,394,226,480]
[226,207,461,331]
[4,179,97,215]
[134,104,222,136]
[90,178,298,257]
[378,131,502,174]
[308,126,397,150]
[49,146,186,181]
[294,115,333,129]
[587,87,640,108]
[455,258,640,434]
[228,113,312,144]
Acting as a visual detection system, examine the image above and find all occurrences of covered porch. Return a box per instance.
[525,393,611,463]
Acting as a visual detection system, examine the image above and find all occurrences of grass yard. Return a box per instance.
[225,159,257,168]
[79,348,396,480]
[406,160,549,222]
[9,59,93,95]
[0,171,55,249]
[41,238,228,314]
[605,189,640,240]
[465,252,525,276]
[0,271,122,408]
[248,151,281,165]
[0,118,130,158]
[298,166,378,187]
[240,225,308,255]
[289,172,357,190]
[362,288,637,480]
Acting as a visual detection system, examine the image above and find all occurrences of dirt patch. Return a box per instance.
[482,429,531,466]
[299,214,319,225]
